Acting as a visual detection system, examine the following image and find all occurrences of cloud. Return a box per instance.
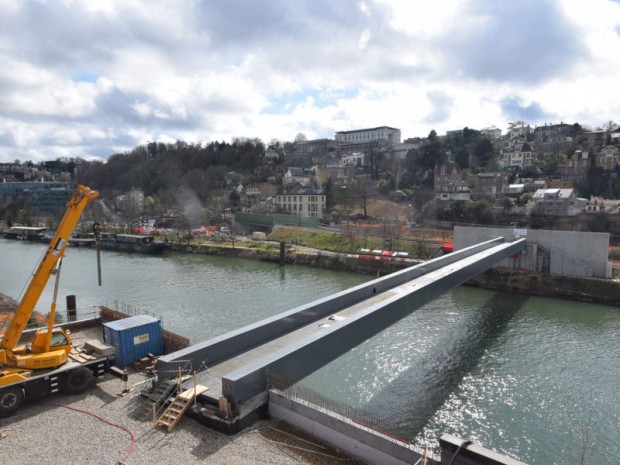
[0,0,619,162]
[437,0,588,84]
[500,98,551,123]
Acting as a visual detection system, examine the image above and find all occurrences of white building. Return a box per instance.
[530,188,586,216]
[480,126,502,139]
[341,152,366,167]
[335,126,401,146]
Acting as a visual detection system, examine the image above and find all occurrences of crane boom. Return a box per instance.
[0,184,99,354]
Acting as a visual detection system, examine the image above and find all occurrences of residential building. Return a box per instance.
[341,152,366,167]
[241,182,278,213]
[557,150,591,180]
[434,162,471,203]
[533,123,574,144]
[434,162,463,192]
[283,167,311,186]
[480,126,502,140]
[585,196,620,214]
[579,130,607,151]
[435,183,471,202]
[596,145,619,172]
[473,172,507,199]
[275,184,326,218]
[500,142,537,169]
[530,188,586,216]
[325,164,356,185]
[264,148,280,163]
[507,122,531,140]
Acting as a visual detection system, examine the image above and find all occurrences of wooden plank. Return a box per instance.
[177,385,208,400]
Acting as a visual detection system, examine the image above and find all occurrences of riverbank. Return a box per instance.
[171,241,620,307]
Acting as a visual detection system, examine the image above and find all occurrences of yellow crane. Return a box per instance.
[0,184,99,387]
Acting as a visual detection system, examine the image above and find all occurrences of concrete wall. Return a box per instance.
[269,391,438,465]
[158,238,506,376]
[454,226,610,278]
[440,434,527,465]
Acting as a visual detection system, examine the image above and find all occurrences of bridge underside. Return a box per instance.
[157,237,526,409]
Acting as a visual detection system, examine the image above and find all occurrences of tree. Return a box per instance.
[473,139,494,167]
[294,133,307,143]
[455,148,470,169]
[467,199,496,225]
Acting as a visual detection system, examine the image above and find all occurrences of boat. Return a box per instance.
[68,233,96,247]
[98,233,171,254]
[3,226,47,241]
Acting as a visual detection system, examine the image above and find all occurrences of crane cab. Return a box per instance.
[6,328,73,371]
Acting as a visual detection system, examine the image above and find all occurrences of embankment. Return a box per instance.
[467,268,620,306]
[172,242,620,307]
[171,242,410,275]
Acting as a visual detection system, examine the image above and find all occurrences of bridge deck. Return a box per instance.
[191,239,527,405]
[196,287,397,401]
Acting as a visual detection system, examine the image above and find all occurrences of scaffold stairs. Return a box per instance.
[154,382,208,432]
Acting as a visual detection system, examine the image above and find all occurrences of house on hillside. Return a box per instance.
[533,123,574,144]
[530,188,586,216]
[341,152,366,167]
[596,145,619,172]
[283,167,311,186]
[481,126,502,140]
[586,196,620,214]
[325,164,356,186]
[557,149,591,180]
[275,183,326,218]
[241,182,278,213]
[473,172,507,200]
[579,130,607,151]
[500,142,537,169]
[435,161,471,203]
[507,122,531,140]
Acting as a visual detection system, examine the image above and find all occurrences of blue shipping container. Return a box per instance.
[103,315,163,367]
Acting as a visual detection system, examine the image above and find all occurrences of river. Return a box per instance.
[1,240,618,464]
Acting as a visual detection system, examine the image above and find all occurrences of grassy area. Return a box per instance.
[268,227,437,259]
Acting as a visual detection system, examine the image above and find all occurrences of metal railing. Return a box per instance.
[268,371,414,444]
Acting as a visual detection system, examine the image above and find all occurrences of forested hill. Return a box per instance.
[77,139,269,204]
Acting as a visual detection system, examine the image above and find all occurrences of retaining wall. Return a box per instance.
[269,391,437,465]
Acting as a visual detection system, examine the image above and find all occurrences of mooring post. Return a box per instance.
[66,294,77,322]
[279,241,285,266]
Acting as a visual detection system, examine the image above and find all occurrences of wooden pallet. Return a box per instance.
[155,384,208,432]
[68,347,97,363]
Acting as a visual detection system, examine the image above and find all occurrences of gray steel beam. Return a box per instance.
[221,239,526,407]
[157,237,506,374]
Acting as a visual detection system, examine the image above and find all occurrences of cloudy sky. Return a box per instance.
[1,0,619,163]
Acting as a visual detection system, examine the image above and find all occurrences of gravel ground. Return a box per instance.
[0,326,313,465]
[0,372,307,465]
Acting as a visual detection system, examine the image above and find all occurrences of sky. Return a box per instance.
[1,0,619,163]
